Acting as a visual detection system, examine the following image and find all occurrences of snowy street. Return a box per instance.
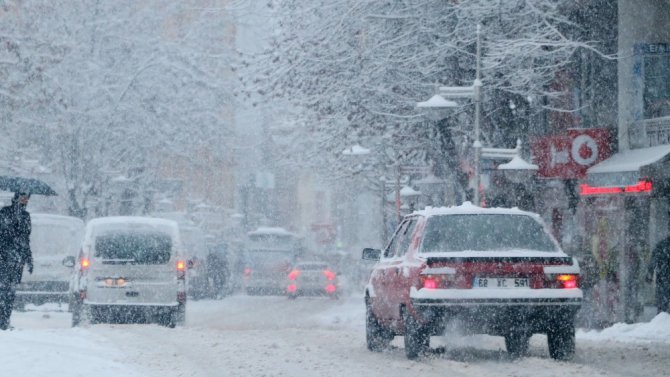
[3,294,670,377]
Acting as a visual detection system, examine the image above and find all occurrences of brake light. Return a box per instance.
[556,274,578,289]
[325,284,336,293]
[422,276,439,289]
[80,258,90,270]
[545,274,579,288]
[288,270,301,281]
[176,260,186,279]
[287,284,297,293]
[323,270,336,281]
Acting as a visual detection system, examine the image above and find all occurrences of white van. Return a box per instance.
[70,216,186,327]
[15,214,84,310]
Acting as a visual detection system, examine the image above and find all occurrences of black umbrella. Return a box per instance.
[0,175,57,196]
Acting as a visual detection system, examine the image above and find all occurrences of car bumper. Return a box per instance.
[410,288,582,335]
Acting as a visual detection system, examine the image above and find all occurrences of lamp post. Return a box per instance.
[417,24,484,205]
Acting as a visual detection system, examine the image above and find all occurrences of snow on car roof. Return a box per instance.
[85,216,180,239]
[30,213,84,227]
[412,201,541,219]
[247,226,298,237]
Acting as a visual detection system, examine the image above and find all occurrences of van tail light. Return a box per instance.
[176,260,186,279]
[323,270,335,281]
[288,270,300,281]
[545,274,579,289]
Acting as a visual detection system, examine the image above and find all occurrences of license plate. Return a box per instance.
[473,277,529,288]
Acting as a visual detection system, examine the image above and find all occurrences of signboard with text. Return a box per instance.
[531,128,611,179]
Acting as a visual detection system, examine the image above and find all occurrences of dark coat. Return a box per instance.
[0,202,32,284]
[648,237,670,311]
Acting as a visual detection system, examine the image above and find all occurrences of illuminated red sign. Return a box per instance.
[579,180,653,196]
[531,128,611,179]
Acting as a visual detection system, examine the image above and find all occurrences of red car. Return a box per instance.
[362,203,582,359]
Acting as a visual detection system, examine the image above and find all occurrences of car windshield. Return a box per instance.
[420,214,558,253]
[94,231,172,264]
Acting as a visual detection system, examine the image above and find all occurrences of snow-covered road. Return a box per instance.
[2,294,669,377]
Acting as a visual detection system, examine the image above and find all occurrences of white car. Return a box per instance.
[70,216,187,327]
[15,214,84,310]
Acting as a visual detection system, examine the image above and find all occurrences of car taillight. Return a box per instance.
[545,274,579,289]
[288,270,301,280]
[176,260,186,279]
[323,270,335,281]
[325,284,336,293]
[556,274,579,289]
[287,284,297,293]
[420,274,455,289]
[80,258,90,270]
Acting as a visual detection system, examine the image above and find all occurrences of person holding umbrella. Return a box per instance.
[0,192,33,330]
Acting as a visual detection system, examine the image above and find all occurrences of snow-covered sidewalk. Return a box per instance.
[578,312,670,344]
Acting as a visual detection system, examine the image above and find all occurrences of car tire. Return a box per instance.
[402,307,429,359]
[547,321,575,360]
[505,330,530,357]
[365,299,392,352]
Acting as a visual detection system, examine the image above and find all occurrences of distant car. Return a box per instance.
[14,214,84,311]
[362,203,583,360]
[70,216,187,327]
[287,261,339,299]
[242,227,304,295]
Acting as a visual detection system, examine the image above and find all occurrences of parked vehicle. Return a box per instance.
[14,214,84,311]
[69,216,186,327]
[286,261,339,299]
[362,202,583,360]
[242,227,304,295]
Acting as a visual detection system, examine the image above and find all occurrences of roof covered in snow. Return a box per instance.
[587,144,670,174]
[412,201,541,219]
[247,226,298,237]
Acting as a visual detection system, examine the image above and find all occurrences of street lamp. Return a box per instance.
[416,24,484,205]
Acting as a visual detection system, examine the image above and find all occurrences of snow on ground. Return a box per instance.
[578,311,670,343]
[1,297,670,377]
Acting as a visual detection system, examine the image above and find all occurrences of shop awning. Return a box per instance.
[586,144,670,187]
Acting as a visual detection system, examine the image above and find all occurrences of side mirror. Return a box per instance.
[62,255,76,268]
[362,248,381,261]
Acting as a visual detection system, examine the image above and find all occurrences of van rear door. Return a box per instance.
[86,232,177,306]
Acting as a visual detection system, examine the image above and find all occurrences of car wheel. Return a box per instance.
[365,299,392,352]
[547,321,575,360]
[505,330,530,357]
[402,307,429,359]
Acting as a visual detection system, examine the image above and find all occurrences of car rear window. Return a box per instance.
[297,263,328,271]
[94,232,172,264]
[420,214,558,253]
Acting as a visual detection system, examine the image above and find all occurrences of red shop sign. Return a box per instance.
[531,128,611,179]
